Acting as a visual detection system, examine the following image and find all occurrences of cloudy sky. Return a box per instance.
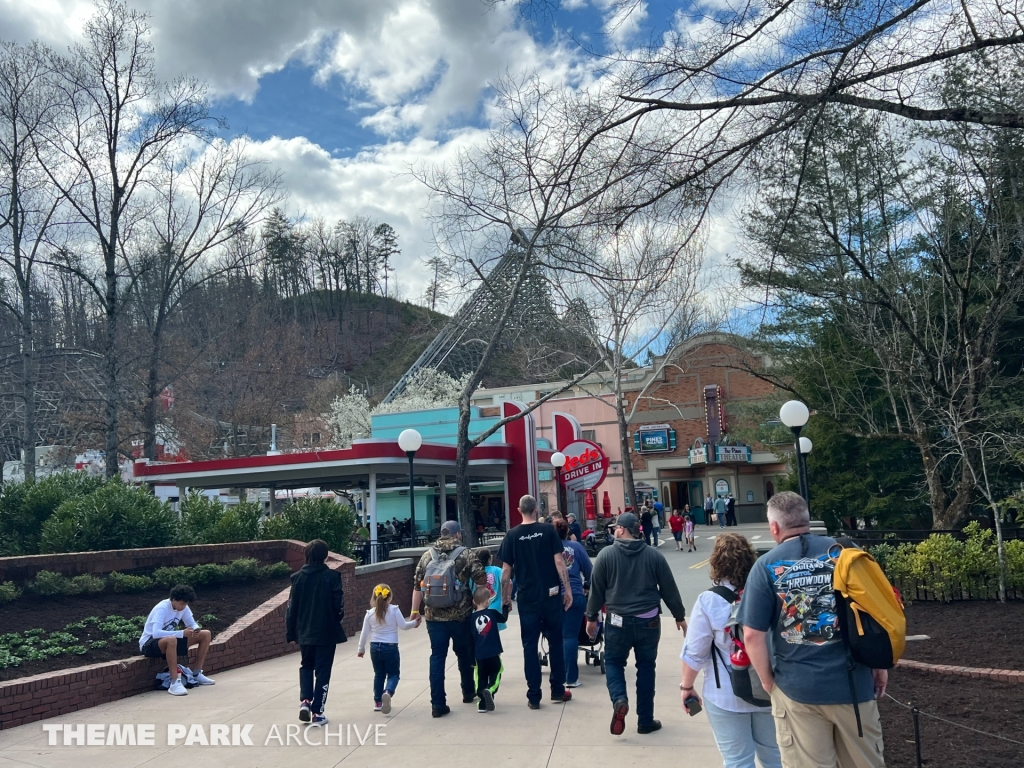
[2,0,704,305]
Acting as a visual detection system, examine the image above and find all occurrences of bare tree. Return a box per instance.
[0,41,65,481]
[35,0,214,476]
[549,219,709,507]
[125,139,282,459]
[421,76,676,541]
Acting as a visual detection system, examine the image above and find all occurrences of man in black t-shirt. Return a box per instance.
[499,495,573,709]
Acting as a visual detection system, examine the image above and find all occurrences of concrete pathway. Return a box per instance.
[0,526,797,768]
[0,607,722,768]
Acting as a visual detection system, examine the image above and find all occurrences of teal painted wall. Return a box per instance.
[371,407,502,445]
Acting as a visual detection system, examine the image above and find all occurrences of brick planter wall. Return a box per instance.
[0,551,419,730]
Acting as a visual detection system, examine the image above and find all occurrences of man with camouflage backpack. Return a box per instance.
[411,520,488,718]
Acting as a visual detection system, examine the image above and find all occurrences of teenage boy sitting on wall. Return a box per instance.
[139,584,215,696]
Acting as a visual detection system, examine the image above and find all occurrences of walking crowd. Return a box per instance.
[146,491,895,767]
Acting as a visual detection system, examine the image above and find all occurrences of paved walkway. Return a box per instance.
[0,526,783,767]
[0,606,722,768]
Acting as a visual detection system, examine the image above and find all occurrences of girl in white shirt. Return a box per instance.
[357,583,420,713]
[680,534,781,768]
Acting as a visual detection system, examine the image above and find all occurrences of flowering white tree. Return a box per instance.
[324,387,372,448]
[325,369,469,448]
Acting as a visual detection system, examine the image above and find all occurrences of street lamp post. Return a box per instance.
[398,429,423,546]
[798,437,813,504]
[779,400,811,502]
[551,452,566,515]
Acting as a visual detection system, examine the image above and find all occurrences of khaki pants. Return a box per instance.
[770,686,885,768]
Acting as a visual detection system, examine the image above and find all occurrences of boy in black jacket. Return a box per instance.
[286,539,345,725]
[470,586,510,713]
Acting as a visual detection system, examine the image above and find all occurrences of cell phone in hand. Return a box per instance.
[684,695,702,717]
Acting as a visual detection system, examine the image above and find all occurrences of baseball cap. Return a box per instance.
[612,512,640,537]
[440,520,462,536]
[567,513,577,521]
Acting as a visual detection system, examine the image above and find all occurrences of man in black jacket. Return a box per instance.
[586,513,687,737]
[286,539,345,726]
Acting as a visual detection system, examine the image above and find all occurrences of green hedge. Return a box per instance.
[0,476,355,557]
[871,522,1024,600]
[40,481,178,553]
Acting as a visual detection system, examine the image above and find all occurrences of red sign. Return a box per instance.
[558,439,609,493]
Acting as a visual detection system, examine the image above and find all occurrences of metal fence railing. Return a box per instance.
[840,527,1024,547]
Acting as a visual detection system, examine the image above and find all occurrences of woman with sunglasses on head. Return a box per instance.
[358,582,421,714]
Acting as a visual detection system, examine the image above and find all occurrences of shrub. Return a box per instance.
[39,480,177,554]
[226,557,261,580]
[152,565,193,589]
[178,493,263,545]
[109,571,154,593]
[189,563,228,586]
[261,497,355,556]
[263,562,291,578]
[30,570,72,596]
[0,581,21,604]
[0,472,105,556]
[69,574,106,594]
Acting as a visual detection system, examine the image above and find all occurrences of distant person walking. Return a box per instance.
[411,520,488,718]
[554,517,593,688]
[704,494,715,527]
[357,583,419,714]
[652,502,663,546]
[715,495,728,529]
[499,495,574,710]
[669,509,685,552]
[726,494,737,527]
[740,492,887,768]
[286,539,345,726]
[586,512,687,736]
[640,504,654,546]
[680,534,781,768]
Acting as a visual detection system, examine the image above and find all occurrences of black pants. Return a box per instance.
[519,595,565,704]
[476,655,503,698]
[300,644,336,715]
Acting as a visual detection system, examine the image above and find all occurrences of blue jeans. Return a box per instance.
[719,510,726,527]
[603,615,660,727]
[652,528,660,546]
[425,618,475,709]
[519,595,565,704]
[369,642,400,703]
[705,699,782,768]
[562,593,587,684]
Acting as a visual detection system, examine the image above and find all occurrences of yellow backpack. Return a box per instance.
[831,545,906,668]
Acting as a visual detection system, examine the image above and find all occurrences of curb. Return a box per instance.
[898,658,1024,683]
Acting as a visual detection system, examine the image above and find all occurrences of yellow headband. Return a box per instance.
[373,585,391,599]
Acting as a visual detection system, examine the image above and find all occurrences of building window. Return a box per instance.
[312,432,321,445]
[582,430,597,441]
[302,433,310,447]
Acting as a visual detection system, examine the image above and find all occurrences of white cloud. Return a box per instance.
[244,130,487,299]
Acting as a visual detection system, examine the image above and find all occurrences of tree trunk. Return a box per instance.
[455,391,476,546]
[916,439,951,529]
[617,402,636,510]
[143,346,160,461]
[21,313,35,482]
[933,463,975,530]
[103,238,120,479]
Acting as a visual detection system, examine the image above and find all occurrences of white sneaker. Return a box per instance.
[168,679,188,696]
[381,692,392,714]
[193,671,215,685]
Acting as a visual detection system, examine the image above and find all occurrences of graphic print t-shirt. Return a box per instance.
[472,606,510,659]
[561,539,592,597]
[739,535,874,705]
[498,522,562,609]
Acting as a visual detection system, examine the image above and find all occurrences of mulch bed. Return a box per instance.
[879,600,1024,767]
[902,600,1024,670]
[0,578,290,682]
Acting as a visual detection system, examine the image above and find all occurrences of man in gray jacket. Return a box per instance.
[586,512,687,736]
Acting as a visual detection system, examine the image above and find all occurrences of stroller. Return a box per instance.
[539,608,605,674]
